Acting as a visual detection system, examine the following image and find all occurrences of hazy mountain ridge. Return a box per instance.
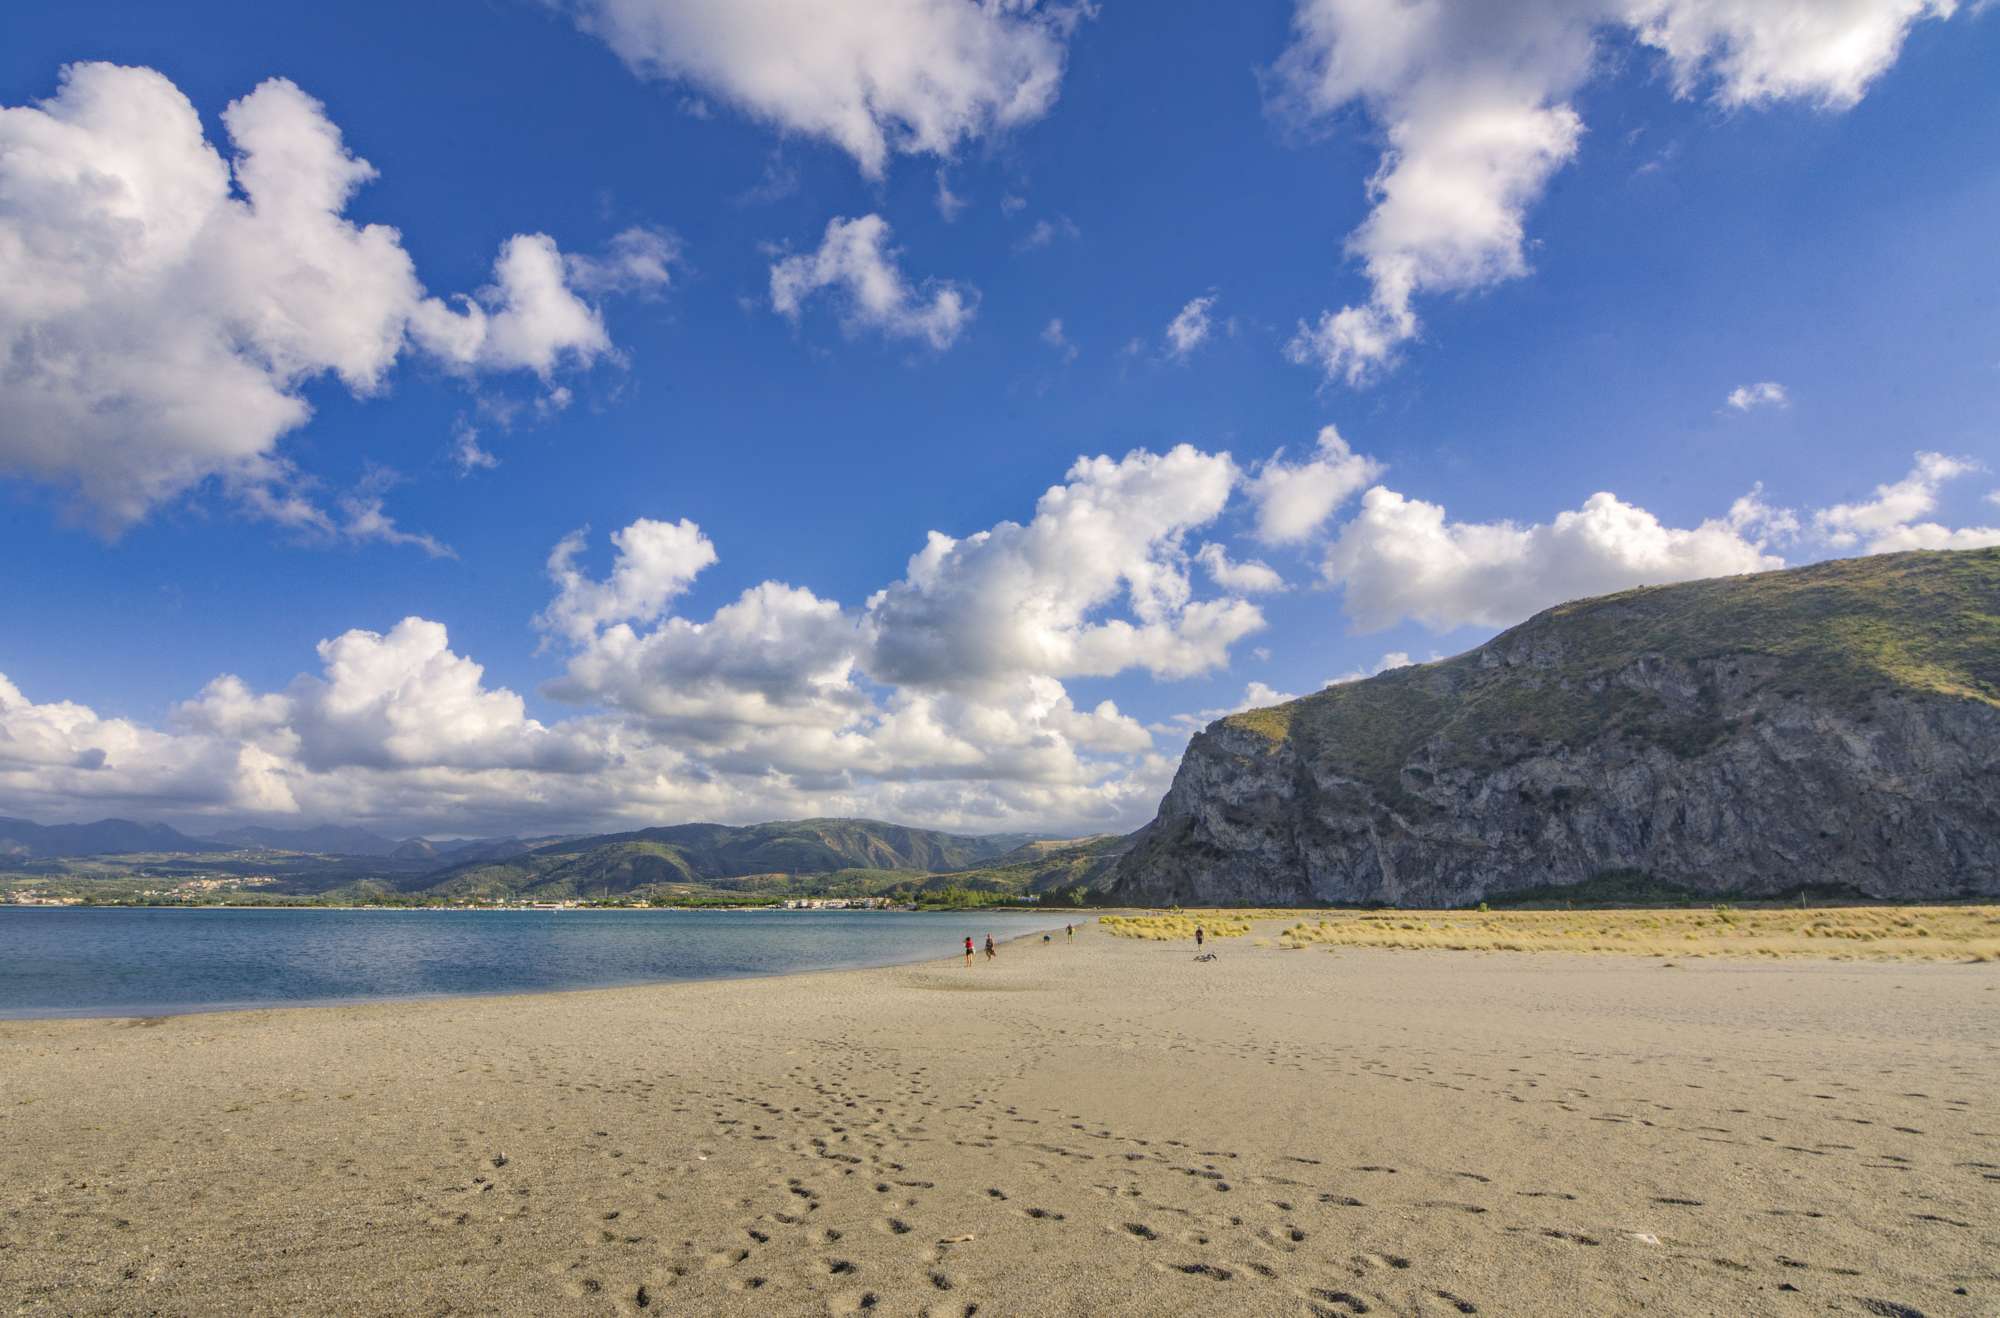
[399,819,1056,901]
[0,817,226,860]
[1109,548,2000,906]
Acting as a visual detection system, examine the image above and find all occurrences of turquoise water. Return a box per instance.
[0,907,1071,1018]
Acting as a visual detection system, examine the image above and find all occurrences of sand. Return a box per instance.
[2,919,1995,1316]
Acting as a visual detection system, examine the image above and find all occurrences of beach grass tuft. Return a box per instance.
[1098,914,1250,941]
[1271,905,2000,961]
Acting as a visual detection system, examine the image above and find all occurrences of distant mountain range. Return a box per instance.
[0,817,564,864]
[0,812,1079,900]
[207,824,405,856]
[0,816,230,860]
[409,819,1054,901]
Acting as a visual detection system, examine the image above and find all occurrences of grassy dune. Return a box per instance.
[1265,905,2000,961]
[1098,914,1250,941]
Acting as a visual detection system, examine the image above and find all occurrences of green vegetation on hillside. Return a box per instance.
[1218,548,2000,804]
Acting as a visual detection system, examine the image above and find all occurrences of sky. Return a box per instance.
[2,0,1997,840]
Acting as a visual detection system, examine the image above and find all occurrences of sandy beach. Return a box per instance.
[2,921,1995,1317]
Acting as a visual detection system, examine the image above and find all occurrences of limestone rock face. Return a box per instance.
[1109,549,2000,906]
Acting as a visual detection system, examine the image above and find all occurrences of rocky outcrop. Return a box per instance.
[1110,549,2000,906]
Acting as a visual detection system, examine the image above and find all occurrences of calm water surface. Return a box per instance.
[0,907,1070,1018]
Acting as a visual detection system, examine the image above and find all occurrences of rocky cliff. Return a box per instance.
[1109,548,2000,906]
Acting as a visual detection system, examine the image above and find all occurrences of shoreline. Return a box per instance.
[3,925,1992,1315]
[0,908,1082,1024]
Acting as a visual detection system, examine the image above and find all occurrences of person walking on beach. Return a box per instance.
[1195,925,1205,950]
[1065,923,1073,942]
[964,935,974,966]
[984,933,996,961]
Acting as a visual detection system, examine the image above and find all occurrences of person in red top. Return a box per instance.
[964,936,974,966]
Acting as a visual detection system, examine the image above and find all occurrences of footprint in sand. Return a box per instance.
[1307,1287,1371,1313]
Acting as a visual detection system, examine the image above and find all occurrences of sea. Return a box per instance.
[0,906,1072,1019]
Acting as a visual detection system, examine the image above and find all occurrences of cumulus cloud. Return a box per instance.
[1246,425,1384,544]
[409,233,613,376]
[1813,451,2000,552]
[1727,380,1789,410]
[567,0,1082,178]
[862,445,1262,686]
[1626,0,1959,109]
[1165,295,1217,359]
[1195,543,1286,594]
[1273,1,1957,385]
[1323,483,1788,632]
[220,444,1243,836]
[0,63,661,532]
[770,214,976,349]
[534,446,1269,826]
[537,518,718,645]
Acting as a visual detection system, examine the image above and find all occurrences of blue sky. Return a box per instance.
[2,0,1996,837]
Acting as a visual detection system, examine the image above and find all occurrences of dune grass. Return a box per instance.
[1098,914,1251,941]
[1271,905,2000,962]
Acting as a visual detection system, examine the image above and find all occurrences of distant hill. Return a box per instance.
[921,834,1132,897]
[207,824,402,856]
[410,818,1053,900]
[1110,548,2000,906]
[0,816,224,860]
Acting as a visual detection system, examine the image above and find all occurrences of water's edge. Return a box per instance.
[0,908,1080,1022]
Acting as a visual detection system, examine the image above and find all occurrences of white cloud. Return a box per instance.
[1246,424,1384,544]
[532,450,1270,825]
[1626,0,1959,109]
[1328,650,1417,684]
[563,225,681,296]
[1157,679,1302,737]
[770,214,975,349]
[1041,317,1078,362]
[1727,380,1789,410]
[568,0,1081,178]
[0,63,657,531]
[1324,483,1787,632]
[863,445,1262,686]
[451,418,499,475]
[1814,451,2000,552]
[336,485,456,560]
[537,518,719,645]
[934,168,967,221]
[1274,0,1957,385]
[1195,543,1286,594]
[409,233,611,376]
[1165,295,1217,359]
[1016,214,1080,251]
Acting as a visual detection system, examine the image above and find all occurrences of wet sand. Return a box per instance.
[2,920,1995,1315]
